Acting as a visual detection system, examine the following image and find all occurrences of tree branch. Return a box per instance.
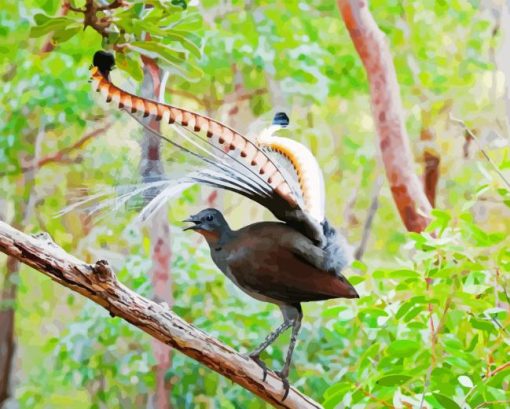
[96,0,126,11]
[0,221,322,409]
[37,122,112,168]
[66,0,125,37]
[0,123,111,177]
[354,175,383,261]
[337,0,432,233]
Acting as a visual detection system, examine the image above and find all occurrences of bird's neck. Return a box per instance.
[203,226,234,249]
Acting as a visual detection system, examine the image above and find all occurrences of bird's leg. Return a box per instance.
[250,320,292,357]
[247,319,292,382]
[276,304,303,401]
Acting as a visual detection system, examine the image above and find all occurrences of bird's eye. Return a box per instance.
[206,215,213,222]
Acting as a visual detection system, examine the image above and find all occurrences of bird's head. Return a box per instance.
[183,208,231,242]
[93,50,115,78]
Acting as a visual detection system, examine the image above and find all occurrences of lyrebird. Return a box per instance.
[90,50,359,399]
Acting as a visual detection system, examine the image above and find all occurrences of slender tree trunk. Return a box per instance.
[140,55,173,409]
[337,0,432,232]
[0,257,18,408]
[495,1,510,133]
[0,125,42,408]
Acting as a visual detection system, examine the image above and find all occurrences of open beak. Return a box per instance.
[182,215,201,231]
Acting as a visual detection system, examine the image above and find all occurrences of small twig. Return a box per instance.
[66,2,84,13]
[450,115,510,190]
[165,87,209,106]
[343,170,362,228]
[38,122,111,167]
[433,295,452,344]
[165,86,267,109]
[356,383,395,408]
[418,365,433,409]
[66,0,125,13]
[96,0,126,11]
[66,0,125,37]
[354,175,383,261]
[475,400,510,409]
[419,284,453,409]
[487,361,510,378]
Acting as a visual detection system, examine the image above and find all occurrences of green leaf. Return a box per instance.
[376,374,412,386]
[116,52,143,82]
[458,375,473,388]
[171,0,187,9]
[162,31,201,58]
[52,25,81,43]
[432,393,461,409]
[348,275,365,285]
[388,269,420,279]
[128,41,203,80]
[30,14,76,38]
[396,301,413,319]
[351,260,367,272]
[387,340,420,358]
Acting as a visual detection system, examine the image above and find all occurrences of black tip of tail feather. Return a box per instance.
[93,50,115,77]
[272,112,289,127]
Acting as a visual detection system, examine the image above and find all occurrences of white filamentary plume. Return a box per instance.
[256,124,326,223]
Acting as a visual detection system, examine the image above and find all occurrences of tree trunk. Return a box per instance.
[337,0,432,232]
[0,257,18,408]
[0,125,42,408]
[140,55,173,409]
[420,109,439,208]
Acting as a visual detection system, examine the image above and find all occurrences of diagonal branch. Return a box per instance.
[0,221,322,409]
[0,123,112,177]
[36,122,112,168]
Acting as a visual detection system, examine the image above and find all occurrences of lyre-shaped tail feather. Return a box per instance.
[257,124,326,224]
[89,51,325,245]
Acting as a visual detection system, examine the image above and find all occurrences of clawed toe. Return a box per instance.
[248,353,269,382]
[275,370,290,401]
[245,354,290,400]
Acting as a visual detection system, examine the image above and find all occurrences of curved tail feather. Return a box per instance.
[90,51,325,245]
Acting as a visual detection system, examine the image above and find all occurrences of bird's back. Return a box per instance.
[216,222,358,305]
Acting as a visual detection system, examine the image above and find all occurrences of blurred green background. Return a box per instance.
[1,0,509,408]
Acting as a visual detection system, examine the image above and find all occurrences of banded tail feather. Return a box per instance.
[90,50,326,245]
[90,54,297,206]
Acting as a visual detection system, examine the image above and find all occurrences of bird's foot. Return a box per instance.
[275,370,290,401]
[245,353,269,382]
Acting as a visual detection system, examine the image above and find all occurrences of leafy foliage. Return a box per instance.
[1,0,509,408]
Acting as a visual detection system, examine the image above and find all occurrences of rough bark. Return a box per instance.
[337,0,432,232]
[0,257,18,407]
[0,125,43,408]
[421,127,440,208]
[140,55,174,409]
[0,221,321,409]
